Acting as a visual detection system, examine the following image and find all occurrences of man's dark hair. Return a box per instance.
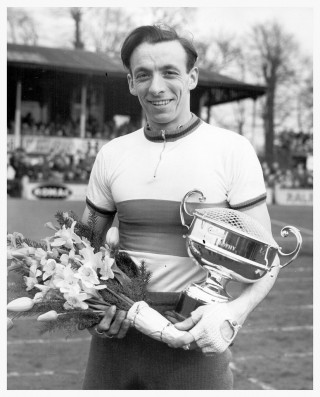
[121,24,198,73]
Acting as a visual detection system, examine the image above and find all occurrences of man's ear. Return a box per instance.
[188,67,199,91]
[127,74,137,96]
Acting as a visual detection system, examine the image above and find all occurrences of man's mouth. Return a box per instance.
[149,100,172,106]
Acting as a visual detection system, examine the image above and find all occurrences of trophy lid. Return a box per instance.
[194,207,278,248]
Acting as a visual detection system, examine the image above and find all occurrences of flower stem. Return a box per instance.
[104,286,134,307]
[86,298,110,306]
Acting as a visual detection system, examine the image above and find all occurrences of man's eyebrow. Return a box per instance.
[161,64,180,70]
[133,67,150,74]
[133,64,181,74]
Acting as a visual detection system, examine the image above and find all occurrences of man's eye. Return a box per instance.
[135,73,149,80]
[164,71,178,77]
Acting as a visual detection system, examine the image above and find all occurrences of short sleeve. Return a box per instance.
[85,145,117,215]
[227,137,267,210]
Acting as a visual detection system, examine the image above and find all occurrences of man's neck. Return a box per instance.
[146,113,193,134]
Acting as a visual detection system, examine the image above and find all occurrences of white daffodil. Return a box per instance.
[34,247,48,266]
[60,248,76,266]
[42,258,64,281]
[23,263,42,291]
[7,247,29,260]
[54,264,81,294]
[79,245,104,272]
[7,239,34,260]
[24,257,40,268]
[21,242,36,255]
[99,253,115,281]
[63,291,89,310]
[51,221,82,249]
[7,232,25,248]
[34,283,52,300]
[33,292,46,303]
[75,264,100,288]
[41,237,53,252]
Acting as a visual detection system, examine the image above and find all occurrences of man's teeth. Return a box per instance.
[151,100,170,106]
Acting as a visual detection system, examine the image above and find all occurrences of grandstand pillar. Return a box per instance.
[251,98,257,149]
[80,83,87,138]
[14,80,22,148]
[206,90,212,124]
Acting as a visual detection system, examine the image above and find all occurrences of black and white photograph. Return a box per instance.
[5,0,315,391]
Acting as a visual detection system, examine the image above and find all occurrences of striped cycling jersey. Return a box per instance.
[86,117,267,292]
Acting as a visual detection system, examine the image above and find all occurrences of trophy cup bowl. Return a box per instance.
[174,189,303,320]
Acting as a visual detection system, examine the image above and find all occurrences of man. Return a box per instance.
[82,24,280,390]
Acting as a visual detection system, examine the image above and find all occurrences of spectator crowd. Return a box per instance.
[7,125,313,197]
[8,113,141,140]
[7,146,98,197]
[260,130,313,189]
[261,161,313,189]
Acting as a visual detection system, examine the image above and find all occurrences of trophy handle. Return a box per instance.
[277,226,302,269]
[180,189,206,229]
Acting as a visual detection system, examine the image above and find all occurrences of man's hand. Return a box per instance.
[165,303,242,354]
[88,305,131,339]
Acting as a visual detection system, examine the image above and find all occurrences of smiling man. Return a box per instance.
[127,39,198,129]
[82,24,280,390]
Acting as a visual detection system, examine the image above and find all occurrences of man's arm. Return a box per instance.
[227,202,280,324]
[81,205,115,238]
[81,205,131,339]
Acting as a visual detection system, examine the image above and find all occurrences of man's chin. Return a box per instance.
[147,112,175,126]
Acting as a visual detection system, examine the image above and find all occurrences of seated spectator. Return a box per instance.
[7,154,16,180]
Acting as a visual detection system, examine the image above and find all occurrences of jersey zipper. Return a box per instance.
[153,130,166,178]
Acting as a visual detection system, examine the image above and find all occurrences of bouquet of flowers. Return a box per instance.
[7,211,188,345]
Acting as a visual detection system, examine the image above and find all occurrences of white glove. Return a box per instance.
[188,303,242,354]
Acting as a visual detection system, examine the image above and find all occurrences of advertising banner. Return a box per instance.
[274,188,313,206]
[23,182,87,201]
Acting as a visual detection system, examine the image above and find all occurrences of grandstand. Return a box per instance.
[7,43,312,201]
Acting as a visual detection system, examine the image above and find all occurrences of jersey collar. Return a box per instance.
[144,113,202,142]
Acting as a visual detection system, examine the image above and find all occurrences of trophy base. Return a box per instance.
[174,275,232,320]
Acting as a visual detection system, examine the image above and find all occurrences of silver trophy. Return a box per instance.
[174,189,302,319]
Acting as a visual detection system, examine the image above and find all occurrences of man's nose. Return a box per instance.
[149,74,165,95]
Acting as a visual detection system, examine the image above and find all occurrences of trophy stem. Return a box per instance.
[174,267,233,320]
[201,268,232,301]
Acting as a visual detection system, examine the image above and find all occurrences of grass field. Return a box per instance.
[7,199,313,390]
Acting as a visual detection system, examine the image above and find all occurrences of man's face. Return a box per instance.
[127,40,198,130]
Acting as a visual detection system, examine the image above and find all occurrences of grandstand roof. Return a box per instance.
[7,43,266,104]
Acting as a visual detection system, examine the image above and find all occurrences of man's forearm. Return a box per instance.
[228,258,281,325]
[81,205,115,241]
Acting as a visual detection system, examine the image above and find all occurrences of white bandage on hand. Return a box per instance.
[188,303,242,354]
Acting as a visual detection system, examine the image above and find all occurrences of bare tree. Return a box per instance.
[296,57,313,133]
[82,8,136,57]
[196,33,242,74]
[148,7,197,32]
[70,7,84,49]
[196,33,251,135]
[7,8,38,45]
[246,20,299,164]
